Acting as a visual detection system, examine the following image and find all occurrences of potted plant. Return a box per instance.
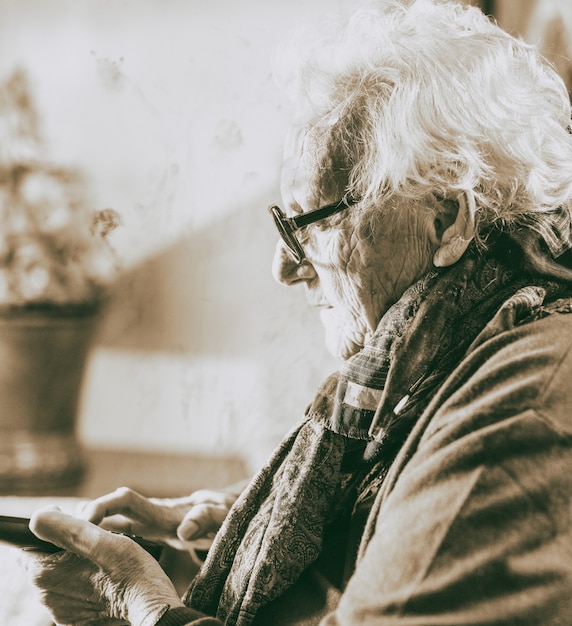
[0,69,120,493]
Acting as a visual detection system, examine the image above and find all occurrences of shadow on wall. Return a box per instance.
[493,0,572,97]
[95,191,328,361]
[81,192,337,466]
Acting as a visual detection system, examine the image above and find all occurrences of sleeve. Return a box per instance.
[155,606,223,625]
[320,314,572,625]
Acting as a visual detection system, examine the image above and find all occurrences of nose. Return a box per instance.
[272,241,317,285]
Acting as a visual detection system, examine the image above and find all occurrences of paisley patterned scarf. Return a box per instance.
[183,234,572,625]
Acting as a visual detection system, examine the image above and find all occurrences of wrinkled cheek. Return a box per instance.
[332,272,366,317]
[339,281,370,327]
[326,268,360,310]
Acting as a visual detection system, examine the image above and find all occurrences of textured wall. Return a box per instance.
[3,0,561,476]
[494,0,572,95]
[0,0,355,472]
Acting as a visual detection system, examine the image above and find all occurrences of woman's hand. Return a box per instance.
[23,508,185,626]
[78,486,241,552]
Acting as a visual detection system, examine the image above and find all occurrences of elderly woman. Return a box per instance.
[24,0,572,624]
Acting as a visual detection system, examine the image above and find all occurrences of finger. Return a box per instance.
[177,504,229,541]
[75,498,134,534]
[95,515,136,534]
[30,509,141,568]
[80,487,157,527]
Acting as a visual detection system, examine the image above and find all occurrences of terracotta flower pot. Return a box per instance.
[0,308,98,493]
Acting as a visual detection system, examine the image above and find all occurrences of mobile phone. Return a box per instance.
[0,515,163,560]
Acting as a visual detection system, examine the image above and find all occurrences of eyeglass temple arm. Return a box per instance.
[289,198,356,229]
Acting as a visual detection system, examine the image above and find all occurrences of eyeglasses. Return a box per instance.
[268,197,357,264]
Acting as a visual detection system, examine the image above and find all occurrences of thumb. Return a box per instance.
[30,508,129,566]
[30,509,184,626]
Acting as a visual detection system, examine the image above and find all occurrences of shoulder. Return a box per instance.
[341,313,572,625]
[426,309,572,443]
[404,310,572,499]
[385,310,572,584]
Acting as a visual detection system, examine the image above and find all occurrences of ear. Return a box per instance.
[433,192,476,267]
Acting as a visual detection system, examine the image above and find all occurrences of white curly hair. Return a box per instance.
[274,0,572,255]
